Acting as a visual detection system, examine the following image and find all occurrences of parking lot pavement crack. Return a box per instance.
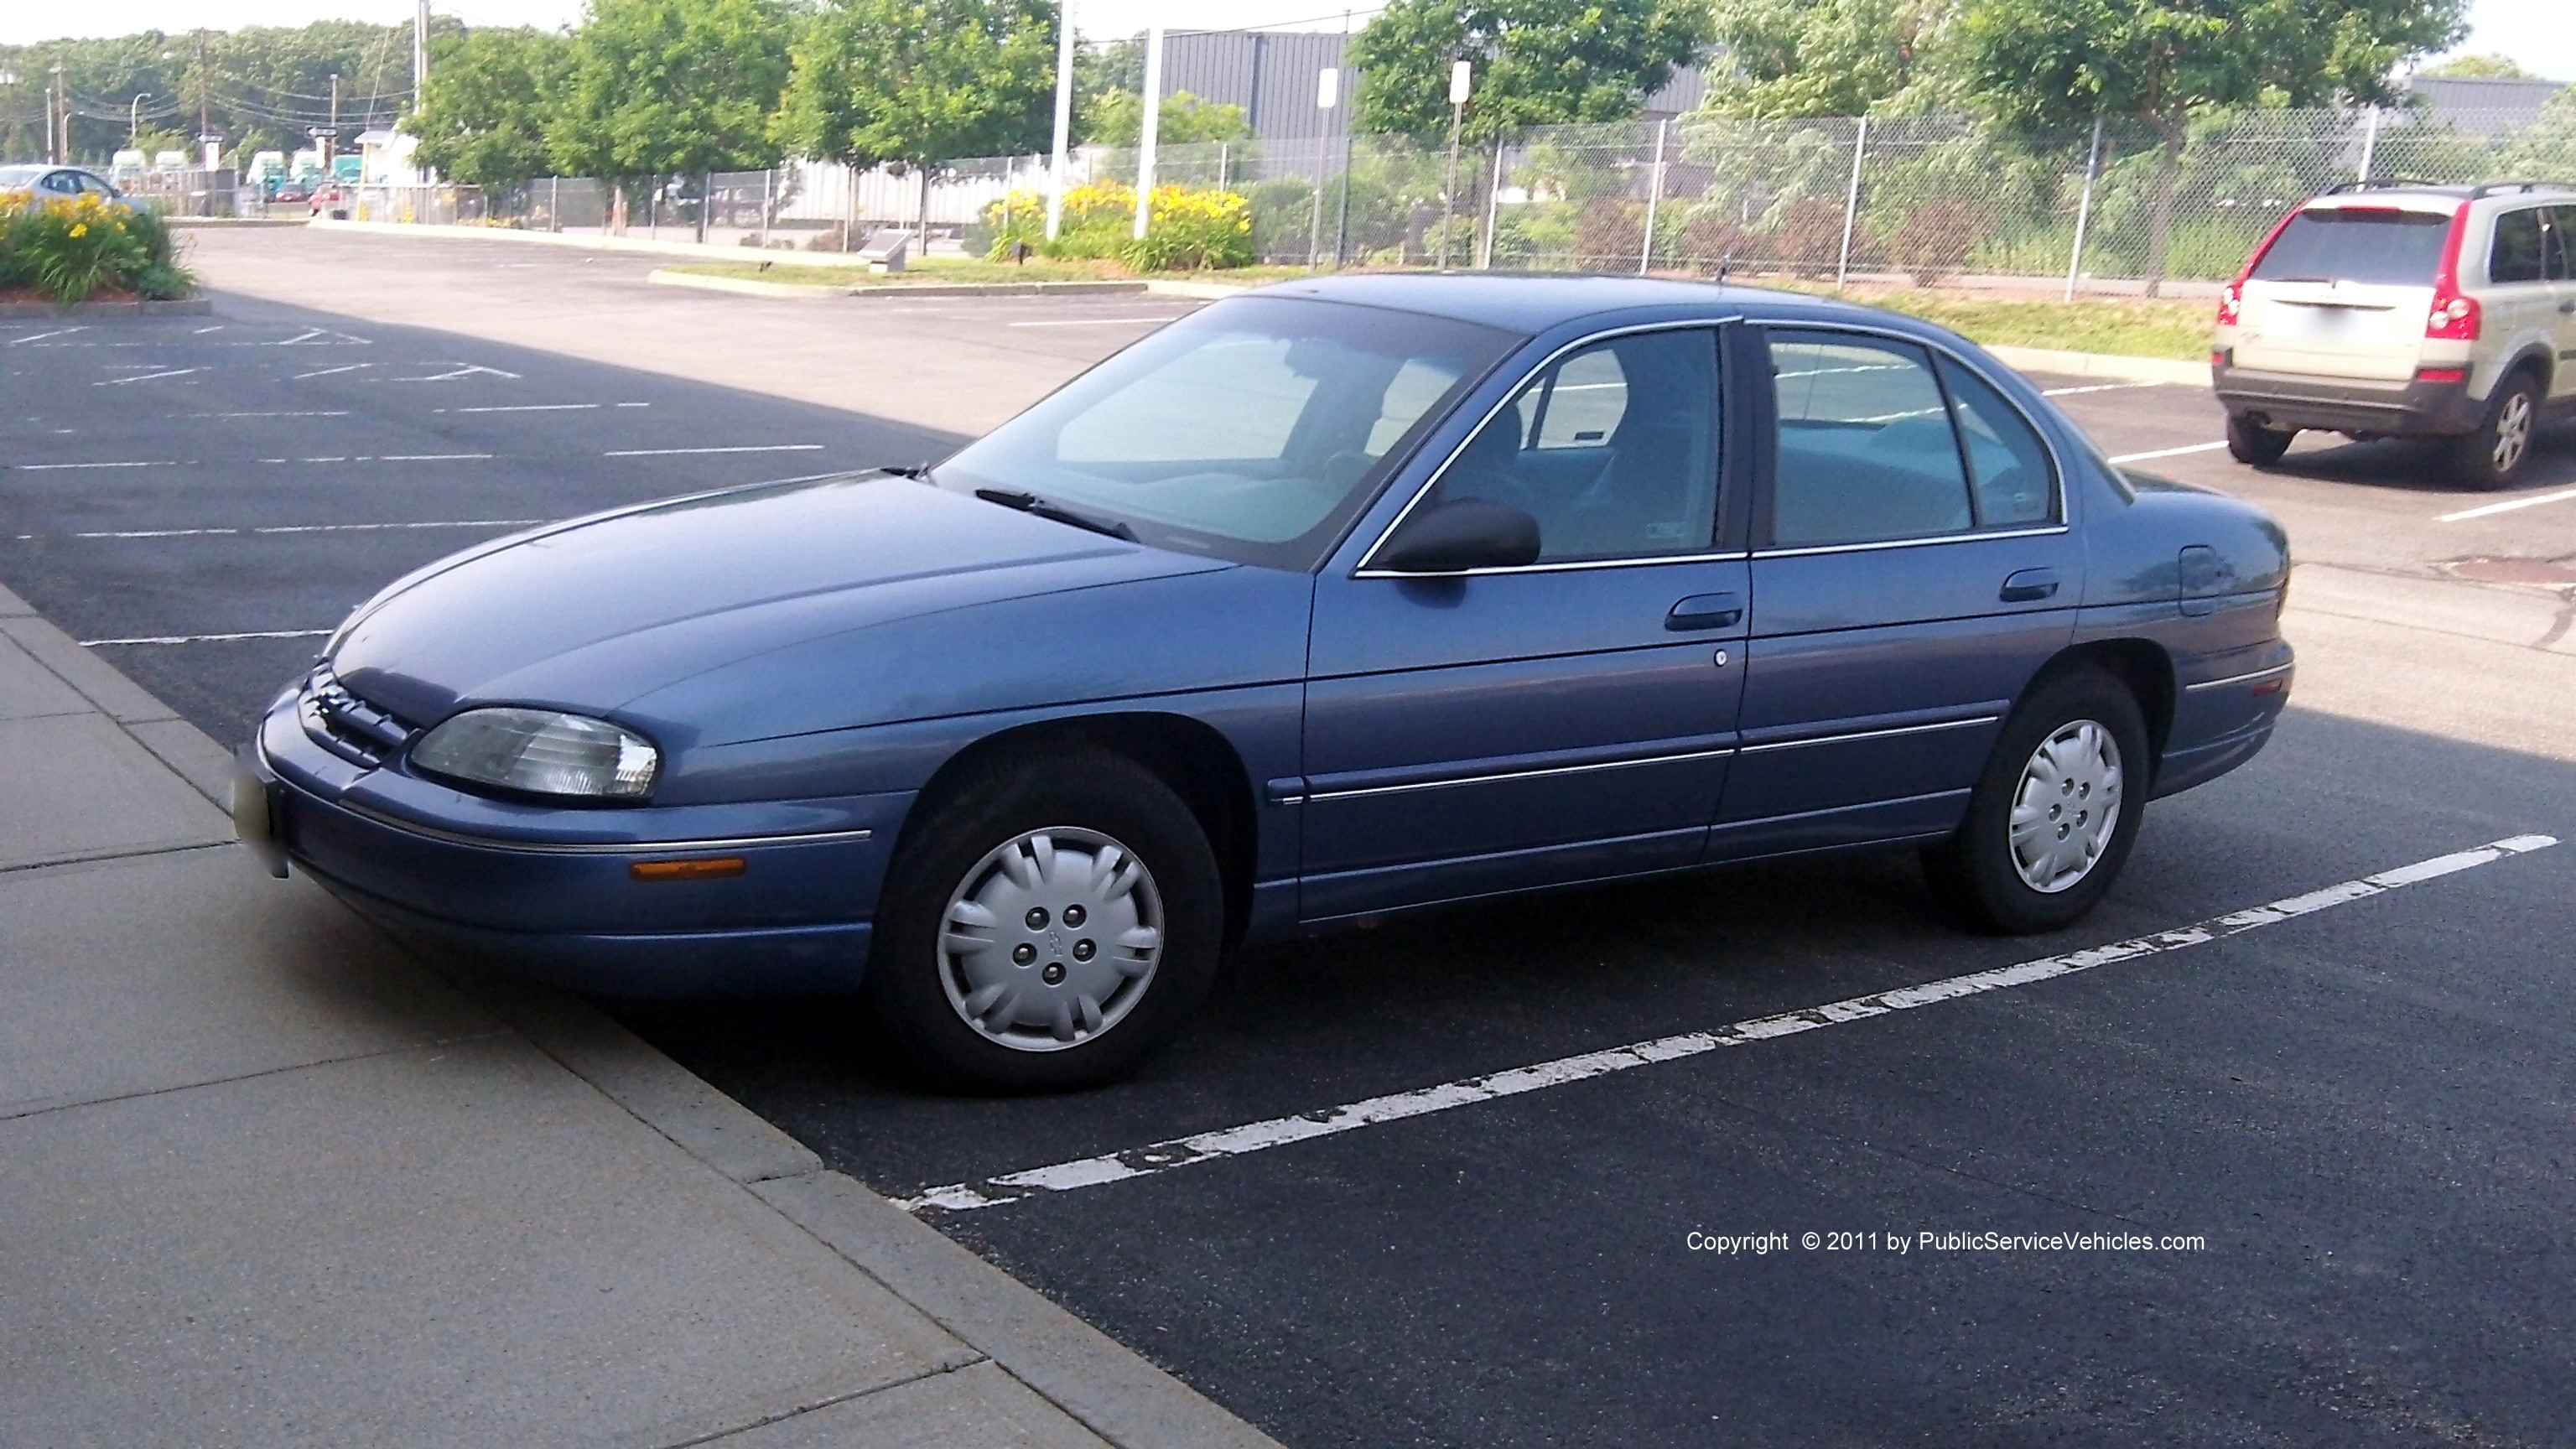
[642,1358,998,1449]
[893,836,2559,1218]
[0,1027,516,1123]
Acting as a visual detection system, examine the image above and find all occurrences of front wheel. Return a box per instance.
[2447,373,2541,490]
[1924,669,2150,934]
[2225,413,2295,467]
[863,750,1224,1092]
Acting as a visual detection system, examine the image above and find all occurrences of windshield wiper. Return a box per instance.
[973,487,1138,542]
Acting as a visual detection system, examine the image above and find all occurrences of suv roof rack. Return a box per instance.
[2466,179,2576,199]
[2322,178,2454,195]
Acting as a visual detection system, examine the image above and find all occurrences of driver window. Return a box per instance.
[1437,330,1720,564]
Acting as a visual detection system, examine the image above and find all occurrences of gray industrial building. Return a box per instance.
[1158,28,1711,144]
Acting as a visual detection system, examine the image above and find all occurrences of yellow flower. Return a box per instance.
[70,222,87,237]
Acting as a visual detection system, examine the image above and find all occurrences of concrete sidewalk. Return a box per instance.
[0,580,1276,1448]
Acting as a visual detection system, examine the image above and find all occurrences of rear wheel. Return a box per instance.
[2225,413,2295,467]
[863,750,1224,1092]
[2447,372,2541,490]
[1924,669,2149,934]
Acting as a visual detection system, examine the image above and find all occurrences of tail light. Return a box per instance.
[2426,293,2480,340]
[2425,200,2478,340]
[2216,281,2243,325]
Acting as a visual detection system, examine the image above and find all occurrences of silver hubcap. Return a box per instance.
[2008,720,2124,895]
[937,827,1163,1052]
[2492,392,2533,473]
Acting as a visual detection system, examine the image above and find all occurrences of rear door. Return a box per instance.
[2234,203,2454,380]
[1716,327,2078,860]
[2483,205,2560,386]
[2549,207,2576,403]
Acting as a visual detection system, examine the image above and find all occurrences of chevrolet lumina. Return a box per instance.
[236,276,2293,1091]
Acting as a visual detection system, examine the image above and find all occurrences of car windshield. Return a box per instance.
[0,164,49,187]
[2250,207,2454,286]
[936,295,1522,569]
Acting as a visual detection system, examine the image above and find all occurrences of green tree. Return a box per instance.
[1080,90,1253,148]
[2418,52,2537,80]
[406,27,572,187]
[551,0,791,226]
[1348,0,1715,142]
[1960,0,2466,293]
[1701,0,1963,118]
[772,0,1057,196]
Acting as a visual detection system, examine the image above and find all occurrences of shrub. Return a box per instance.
[981,181,1253,270]
[1574,197,1643,269]
[1882,200,1990,286]
[0,190,195,303]
[1763,196,1849,278]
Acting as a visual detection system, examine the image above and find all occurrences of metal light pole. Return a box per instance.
[1441,60,1469,268]
[51,62,67,164]
[1133,25,1164,242]
[413,0,430,99]
[1307,65,1337,269]
[129,93,150,148]
[1332,10,1353,267]
[1045,0,1073,241]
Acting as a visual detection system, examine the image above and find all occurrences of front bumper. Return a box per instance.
[2213,361,2485,437]
[242,699,910,996]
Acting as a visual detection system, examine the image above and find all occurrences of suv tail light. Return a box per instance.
[2216,281,2243,325]
[2425,200,2479,340]
[2426,292,2480,340]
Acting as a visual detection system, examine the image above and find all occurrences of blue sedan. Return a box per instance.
[237,276,2293,1090]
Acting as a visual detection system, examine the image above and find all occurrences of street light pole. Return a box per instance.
[1441,60,1469,268]
[130,93,150,148]
[1046,0,1073,242]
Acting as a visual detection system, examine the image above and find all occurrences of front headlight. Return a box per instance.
[411,707,659,801]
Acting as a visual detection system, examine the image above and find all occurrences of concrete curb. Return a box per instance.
[645,268,1163,301]
[307,216,879,267]
[0,574,1279,1449]
[1985,344,2210,387]
[0,297,214,319]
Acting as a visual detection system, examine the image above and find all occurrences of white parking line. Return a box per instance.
[93,366,205,387]
[9,326,88,345]
[2040,382,2168,397]
[293,363,372,380]
[2108,441,2229,464]
[1005,317,1184,328]
[393,363,523,382]
[438,403,605,413]
[70,519,543,539]
[2437,486,2576,523]
[13,460,186,470]
[81,628,335,647]
[193,410,352,418]
[896,834,2560,1215]
[602,444,824,456]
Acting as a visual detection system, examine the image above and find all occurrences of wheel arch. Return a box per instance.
[2496,344,2553,397]
[2022,639,2176,780]
[899,711,1260,948]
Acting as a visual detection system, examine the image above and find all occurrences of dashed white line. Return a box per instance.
[896,834,2560,1215]
[602,444,824,456]
[81,628,335,647]
[377,453,495,461]
[2108,440,2230,464]
[95,366,205,386]
[1005,316,1184,328]
[13,460,185,470]
[2437,486,2576,523]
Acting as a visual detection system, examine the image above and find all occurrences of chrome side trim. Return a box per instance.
[337,800,873,855]
[1302,745,1738,804]
[1752,525,2070,560]
[1352,318,1742,578]
[1737,715,2000,756]
[2182,662,2293,693]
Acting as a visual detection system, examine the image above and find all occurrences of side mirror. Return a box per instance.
[1370,497,1542,573]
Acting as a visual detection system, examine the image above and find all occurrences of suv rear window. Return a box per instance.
[2250,208,2453,286]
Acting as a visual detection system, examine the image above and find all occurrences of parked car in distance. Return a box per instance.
[2213,179,2576,487]
[238,276,2295,1092]
[0,164,148,212]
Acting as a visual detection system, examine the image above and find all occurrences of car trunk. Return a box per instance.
[2233,203,2457,382]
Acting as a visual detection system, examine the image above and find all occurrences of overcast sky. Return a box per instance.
[3,0,2567,84]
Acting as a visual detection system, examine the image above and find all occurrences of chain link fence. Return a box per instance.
[361,100,2573,287]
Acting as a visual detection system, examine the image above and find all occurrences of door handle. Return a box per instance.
[2000,568,2060,603]
[1666,592,1743,630]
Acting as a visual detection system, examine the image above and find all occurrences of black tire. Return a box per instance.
[2225,413,2295,467]
[863,748,1224,1093]
[1923,668,2151,935]
[2446,371,2542,491]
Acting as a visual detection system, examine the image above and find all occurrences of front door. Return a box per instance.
[1301,326,1748,921]
[1715,327,2079,860]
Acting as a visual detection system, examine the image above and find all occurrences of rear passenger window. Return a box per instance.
[1935,358,2056,527]
[2548,208,2573,282]
[2490,209,2547,285]
[1766,333,1972,547]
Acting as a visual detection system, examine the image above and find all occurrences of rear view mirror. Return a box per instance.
[1371,497,1542,573]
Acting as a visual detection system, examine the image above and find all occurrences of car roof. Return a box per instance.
[1237,271,1893,335]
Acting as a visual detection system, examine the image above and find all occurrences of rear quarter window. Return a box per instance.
[2489,208,2547,285]
[2250,208,2452,286]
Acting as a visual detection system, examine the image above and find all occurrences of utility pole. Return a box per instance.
[52,61,67,164]
[1133,25,1163,242]
[413,0,430,100]
[1441,60,1470,268]
[328,73,340,164]
[1045,0,1073,242]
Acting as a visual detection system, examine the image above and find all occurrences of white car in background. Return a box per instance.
[2212,180,2576,488]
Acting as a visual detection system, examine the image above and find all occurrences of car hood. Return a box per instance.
[330,472,1233,730]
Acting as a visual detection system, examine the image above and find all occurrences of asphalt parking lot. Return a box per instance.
[7,232,2575,1446]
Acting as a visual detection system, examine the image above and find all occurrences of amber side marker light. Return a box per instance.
[631,857,747,881]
